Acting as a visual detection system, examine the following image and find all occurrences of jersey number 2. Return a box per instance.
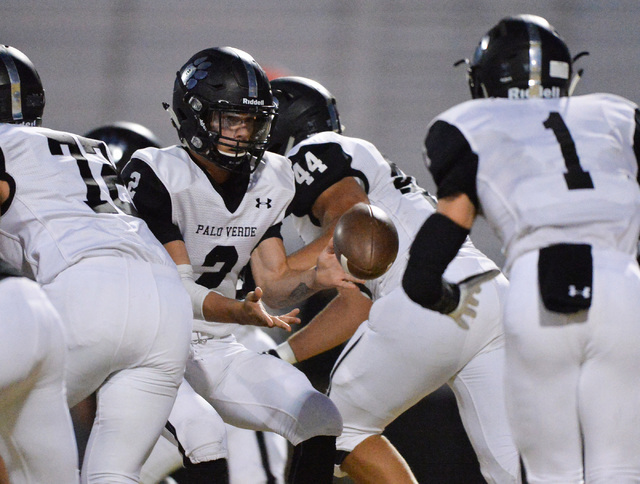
[543,112,594,190]
[196,246,239,289]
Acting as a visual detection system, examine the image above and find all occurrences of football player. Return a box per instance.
[0,45,193,482]
[0,179,78,482]
[403,14,640,483]
[120,47,361,483]
[86,122,289,484]
[266,76,520,482]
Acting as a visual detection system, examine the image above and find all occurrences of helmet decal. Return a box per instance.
[233,48,259,98]
[0,45,45,125]
[526,21,543,97]
[0,46,23,122]
[182,57,211,90]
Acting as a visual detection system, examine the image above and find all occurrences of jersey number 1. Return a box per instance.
[543,112,594,190]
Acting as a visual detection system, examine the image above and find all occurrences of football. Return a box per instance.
[333,202,399,280]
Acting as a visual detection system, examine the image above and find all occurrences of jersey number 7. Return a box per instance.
[46,133,137,215]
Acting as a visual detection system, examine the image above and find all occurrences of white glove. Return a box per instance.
[447,269,500,328]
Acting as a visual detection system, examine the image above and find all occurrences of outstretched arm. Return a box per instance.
[164,240,298,331]
[275,286,373,363]
[250,235,363,309]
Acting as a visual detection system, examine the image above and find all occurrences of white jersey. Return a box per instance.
[426,93,640,273]
[121,146,295,337]
[0,124,173,283]
[286,131,497,300]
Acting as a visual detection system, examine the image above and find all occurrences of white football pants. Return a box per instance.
[0,276,79,483]
[330,274,521,484]
[43,257,192,484]
[504,249,640,484]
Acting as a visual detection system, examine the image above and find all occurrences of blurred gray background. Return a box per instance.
[3,0,640,264]
[4,2,639,482]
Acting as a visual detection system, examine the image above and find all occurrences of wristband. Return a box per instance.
[274,340,298,364]
[177,264,211,320]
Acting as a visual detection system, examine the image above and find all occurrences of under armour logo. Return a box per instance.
[568,285,591,299]
[256,198,272,209]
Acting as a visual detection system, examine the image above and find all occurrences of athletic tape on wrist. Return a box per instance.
[275,340,298,364]
[177,264,211,320]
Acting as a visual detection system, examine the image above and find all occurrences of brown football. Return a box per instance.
[333,202,399,280]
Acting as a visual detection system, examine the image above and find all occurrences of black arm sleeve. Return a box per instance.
[120,157,183,244]
[425,120,480,208]
[402,213,469,310]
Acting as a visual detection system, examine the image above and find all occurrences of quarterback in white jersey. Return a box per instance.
[121,47,359,484]
[86,122,288,484]
[404,15,640,483]
[0,45,192,483]
[267,76,520,483]
[0,259,79,484]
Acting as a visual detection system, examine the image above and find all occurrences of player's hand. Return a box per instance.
[447,269,500,328]
[314,238,365,290]
[241,287,301,331]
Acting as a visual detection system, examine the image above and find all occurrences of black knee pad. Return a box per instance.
[288,435,336,484]
[173,458,229,484]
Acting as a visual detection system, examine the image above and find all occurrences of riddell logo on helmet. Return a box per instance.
[242,98,264,105]
[508,86,561,99]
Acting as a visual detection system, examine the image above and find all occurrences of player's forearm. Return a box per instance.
[285,287,372,362]
[259,268,319,309]
[286,235,330,271]
[202,291,246,323]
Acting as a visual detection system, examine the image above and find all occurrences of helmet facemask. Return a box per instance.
[204,105,275,173]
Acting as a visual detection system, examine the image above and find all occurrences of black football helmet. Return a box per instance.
[0,45,45,126]
[167,47,277,174]
[466,15,574,99]
[84,121,162,172]
[268,76,342,156]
